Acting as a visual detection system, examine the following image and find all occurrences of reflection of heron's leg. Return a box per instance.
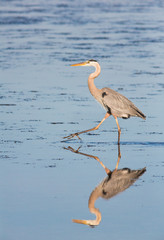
[63,113,110,140]
[113,116,121,144]
[115,144,121,170]
[93,156,111,174]
[64,146,111,174]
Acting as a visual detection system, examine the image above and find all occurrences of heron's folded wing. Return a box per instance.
[101,87,146,119]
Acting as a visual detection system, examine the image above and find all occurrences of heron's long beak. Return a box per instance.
[71,61,86,67]
[72,219,89,225]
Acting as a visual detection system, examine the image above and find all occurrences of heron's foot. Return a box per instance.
[63,132,82,140]
[64,146,81,153]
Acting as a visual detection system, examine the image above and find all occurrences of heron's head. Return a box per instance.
[72,219,98,228]
[71,59,98,67]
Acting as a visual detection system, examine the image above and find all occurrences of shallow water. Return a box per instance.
[0,0,164,239]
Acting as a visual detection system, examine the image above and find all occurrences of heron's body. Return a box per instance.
[64,60,146,143]
[66,146,146,227]
[99,167,146,199]
[93,87,145,119]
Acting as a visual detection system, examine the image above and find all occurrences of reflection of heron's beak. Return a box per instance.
[72,219,99,227]
[71,62,86,66]
[72,219,89,225]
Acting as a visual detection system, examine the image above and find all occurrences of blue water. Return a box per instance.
[0,0,164,239]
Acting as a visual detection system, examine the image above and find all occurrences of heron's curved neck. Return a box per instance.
[87,187,102,225]
[72,185,101,226]
[88,63,101,98]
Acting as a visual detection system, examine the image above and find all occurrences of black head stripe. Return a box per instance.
[88,59,97,62]
[102,92,107,98]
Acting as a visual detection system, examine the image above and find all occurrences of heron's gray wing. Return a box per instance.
[101,87,146,119]
[101,167,146,199]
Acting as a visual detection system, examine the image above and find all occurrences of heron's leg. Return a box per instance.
[64,146,111,174]
[93,155,111,174]
[113,116,121,144]
[63,112,110,140]
[115,144,121,170]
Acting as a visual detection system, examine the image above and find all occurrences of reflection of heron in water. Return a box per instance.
[65,145,146,227]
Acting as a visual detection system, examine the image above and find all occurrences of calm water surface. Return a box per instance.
[0,0,164,239]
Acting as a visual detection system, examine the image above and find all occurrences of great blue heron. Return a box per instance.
[64,60,146,143]
[65,146,146,227]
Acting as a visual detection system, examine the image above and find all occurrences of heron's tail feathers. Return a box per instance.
[131,167,146,179]
[135,108,146,120]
